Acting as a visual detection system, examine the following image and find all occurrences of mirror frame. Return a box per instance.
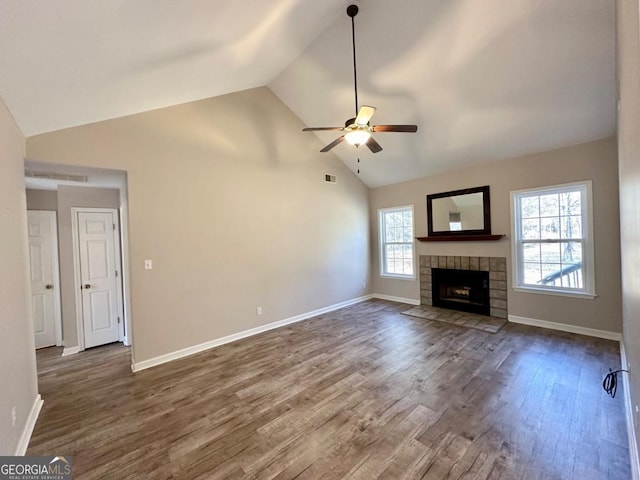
[426,185,491,237]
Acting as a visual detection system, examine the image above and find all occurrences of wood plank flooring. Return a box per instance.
[28,299,630,479]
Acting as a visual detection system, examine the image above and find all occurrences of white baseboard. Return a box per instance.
[370,294,420,305]
[15,394,43,456]
[62,346,80,356]
[132,295,372,372]
[621,342,640,480]
[508,315,622,341]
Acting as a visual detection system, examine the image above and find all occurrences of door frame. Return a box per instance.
[27,210,63,347]
[71,207,126,351]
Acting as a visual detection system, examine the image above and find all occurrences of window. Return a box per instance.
[448,212,462,231]
[511,181,595,298]
[379,206,415,278]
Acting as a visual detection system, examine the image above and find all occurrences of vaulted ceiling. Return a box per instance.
[0,0,616,187]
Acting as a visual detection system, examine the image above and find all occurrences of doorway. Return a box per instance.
[24,162,133,368]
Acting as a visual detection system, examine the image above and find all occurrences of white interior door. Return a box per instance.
[28,211,61,349]
[78,210,121,348]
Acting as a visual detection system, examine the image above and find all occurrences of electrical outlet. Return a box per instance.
[11,406,16,427]
[256,307,262,315]
[144,260,153,270]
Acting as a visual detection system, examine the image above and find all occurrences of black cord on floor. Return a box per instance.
[603,368,629,398]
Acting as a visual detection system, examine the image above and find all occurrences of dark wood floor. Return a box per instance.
[28,300,630,479]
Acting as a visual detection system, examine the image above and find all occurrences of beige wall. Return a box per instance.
[0,96,39,454]
[26,189,57,211]
[26,86,370,364]
[56,186,120,348]
[617,0,640,457]
[370,137,621,333]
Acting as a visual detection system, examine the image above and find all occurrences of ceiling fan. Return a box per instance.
[303,4,418,154]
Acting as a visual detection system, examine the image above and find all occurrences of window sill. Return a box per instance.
[380,274,416,281]
[512,286,596,300]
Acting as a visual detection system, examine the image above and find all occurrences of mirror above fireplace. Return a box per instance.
[426,185,492,237]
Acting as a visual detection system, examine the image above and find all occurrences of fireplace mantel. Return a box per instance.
[416,234,505,242]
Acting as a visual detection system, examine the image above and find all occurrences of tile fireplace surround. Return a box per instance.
[419,255,508,319]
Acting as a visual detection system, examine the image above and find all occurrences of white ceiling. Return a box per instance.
[0,0,346,136]
[0,0,616,188]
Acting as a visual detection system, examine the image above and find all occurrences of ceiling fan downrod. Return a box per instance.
[347,4,359,116]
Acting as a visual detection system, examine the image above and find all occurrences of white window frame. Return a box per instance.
[510,181,596,299]
[378,205,416,280]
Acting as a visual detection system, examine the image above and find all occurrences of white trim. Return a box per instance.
[621,342,640,480]
[512,286,597,300]
[508,314,621,341]
[131,295,372,372]
[119,189,133,349]
[379,274,417,281]
[370,294,420,305]
[71,207,125,351]
[111,213,125,344]
[62,346,80,356]
[14,394,43,456]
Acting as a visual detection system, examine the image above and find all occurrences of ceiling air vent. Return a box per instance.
[25,170,89,183]
[325,174,336,184]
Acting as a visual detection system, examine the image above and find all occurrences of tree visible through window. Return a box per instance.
[511,182,594,296]
[379,206,414,278]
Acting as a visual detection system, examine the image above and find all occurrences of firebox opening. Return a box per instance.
[432,268,490,316]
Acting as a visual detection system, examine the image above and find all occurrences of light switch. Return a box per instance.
[144,260,153,270]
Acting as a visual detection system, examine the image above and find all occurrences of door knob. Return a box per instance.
[84,284,91,289]
[45,284,53,289]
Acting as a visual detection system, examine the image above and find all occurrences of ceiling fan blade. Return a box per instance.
[355,105,376,126]
[320,136,346,152]
[372,125,418,133]
[365,136,383,153]
[302,126,344,131]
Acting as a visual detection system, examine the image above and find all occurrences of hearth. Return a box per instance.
[432,268,490,316]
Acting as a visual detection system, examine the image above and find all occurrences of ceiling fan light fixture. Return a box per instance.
[301,4,418,154]
[345,129,371,146]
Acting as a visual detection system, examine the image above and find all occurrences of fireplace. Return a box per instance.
[432,268,490,316]
[419,255,508,318]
